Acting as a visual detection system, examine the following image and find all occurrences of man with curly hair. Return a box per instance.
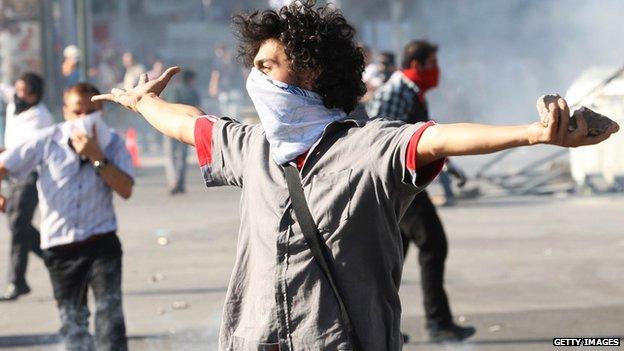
[93,1,617,350]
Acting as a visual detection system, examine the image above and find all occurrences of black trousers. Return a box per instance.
[6,172,42,288]
[43,233,128,351]
[400,190,452,329]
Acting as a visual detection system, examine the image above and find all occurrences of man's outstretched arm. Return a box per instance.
[134,93,202,145]
[92,67,203,146]
[416,98,619,167]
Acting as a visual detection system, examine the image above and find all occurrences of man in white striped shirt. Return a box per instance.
[0,83,134,350]
[0,73,53,301]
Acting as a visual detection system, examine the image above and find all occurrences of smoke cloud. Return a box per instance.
[356,0,624,124]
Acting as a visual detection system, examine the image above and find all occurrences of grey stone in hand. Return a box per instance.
[569,106,614,137]
[536,94,615,136]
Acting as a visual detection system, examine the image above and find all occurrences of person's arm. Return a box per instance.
[416,98,619,167]
[92,67,202,146]
[135,93,202,145]
[0,132,48,212]
[97,162,133,199]
[70,128,134,199]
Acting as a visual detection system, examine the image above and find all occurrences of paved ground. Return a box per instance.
[0,157,623,351]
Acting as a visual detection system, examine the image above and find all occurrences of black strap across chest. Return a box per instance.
[283,164,361,350]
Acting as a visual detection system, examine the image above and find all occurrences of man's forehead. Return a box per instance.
[254,39,286,63]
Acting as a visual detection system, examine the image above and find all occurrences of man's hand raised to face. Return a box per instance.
[527,97,619,147]
[71,125,104,162]
[91,66,181,111]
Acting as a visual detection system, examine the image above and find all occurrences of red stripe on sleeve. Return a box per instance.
[406,121,445,186]
[406,121,435,171]
[194,117,214,167]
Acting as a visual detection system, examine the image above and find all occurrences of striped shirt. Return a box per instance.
[0,121,134,249]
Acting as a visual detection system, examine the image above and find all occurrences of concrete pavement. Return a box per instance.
[0,162,622,350]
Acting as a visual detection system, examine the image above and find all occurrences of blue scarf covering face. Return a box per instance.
[246,68,346,164]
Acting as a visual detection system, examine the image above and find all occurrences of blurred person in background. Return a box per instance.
[61,45,81,89]
[0,72,53,301]
[162,70,200,195]
[367,39,475,342]
[0,83,134,350]
[360,43,377,103]
[363,51,396,95]
[92,1,617,349]
[209,44,244,116]
[352,50,398,120]
[352,45,385,119]
[95,49,122,95]
[122,52,154,151]
[122,51,145,90]
[147,56,165,80]
[378,51,397,84]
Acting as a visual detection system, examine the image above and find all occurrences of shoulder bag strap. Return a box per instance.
[283,164,361,350]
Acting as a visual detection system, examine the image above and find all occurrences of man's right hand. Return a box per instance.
[0,195,6,213]
[92,66,181,111]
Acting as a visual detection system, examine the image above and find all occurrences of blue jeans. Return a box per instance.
[438,171,455,201]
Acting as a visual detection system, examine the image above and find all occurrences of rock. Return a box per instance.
[536,95,615,136]
[536,94,562,126]
[150,273,166,283]
[171,300,190,310]
[489,324,502,332]
[569,107,614,137]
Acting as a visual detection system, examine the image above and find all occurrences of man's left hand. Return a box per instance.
[71,126,104,162]
[528,97,619,147]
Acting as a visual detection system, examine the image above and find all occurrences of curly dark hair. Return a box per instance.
[233,0,365,114]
